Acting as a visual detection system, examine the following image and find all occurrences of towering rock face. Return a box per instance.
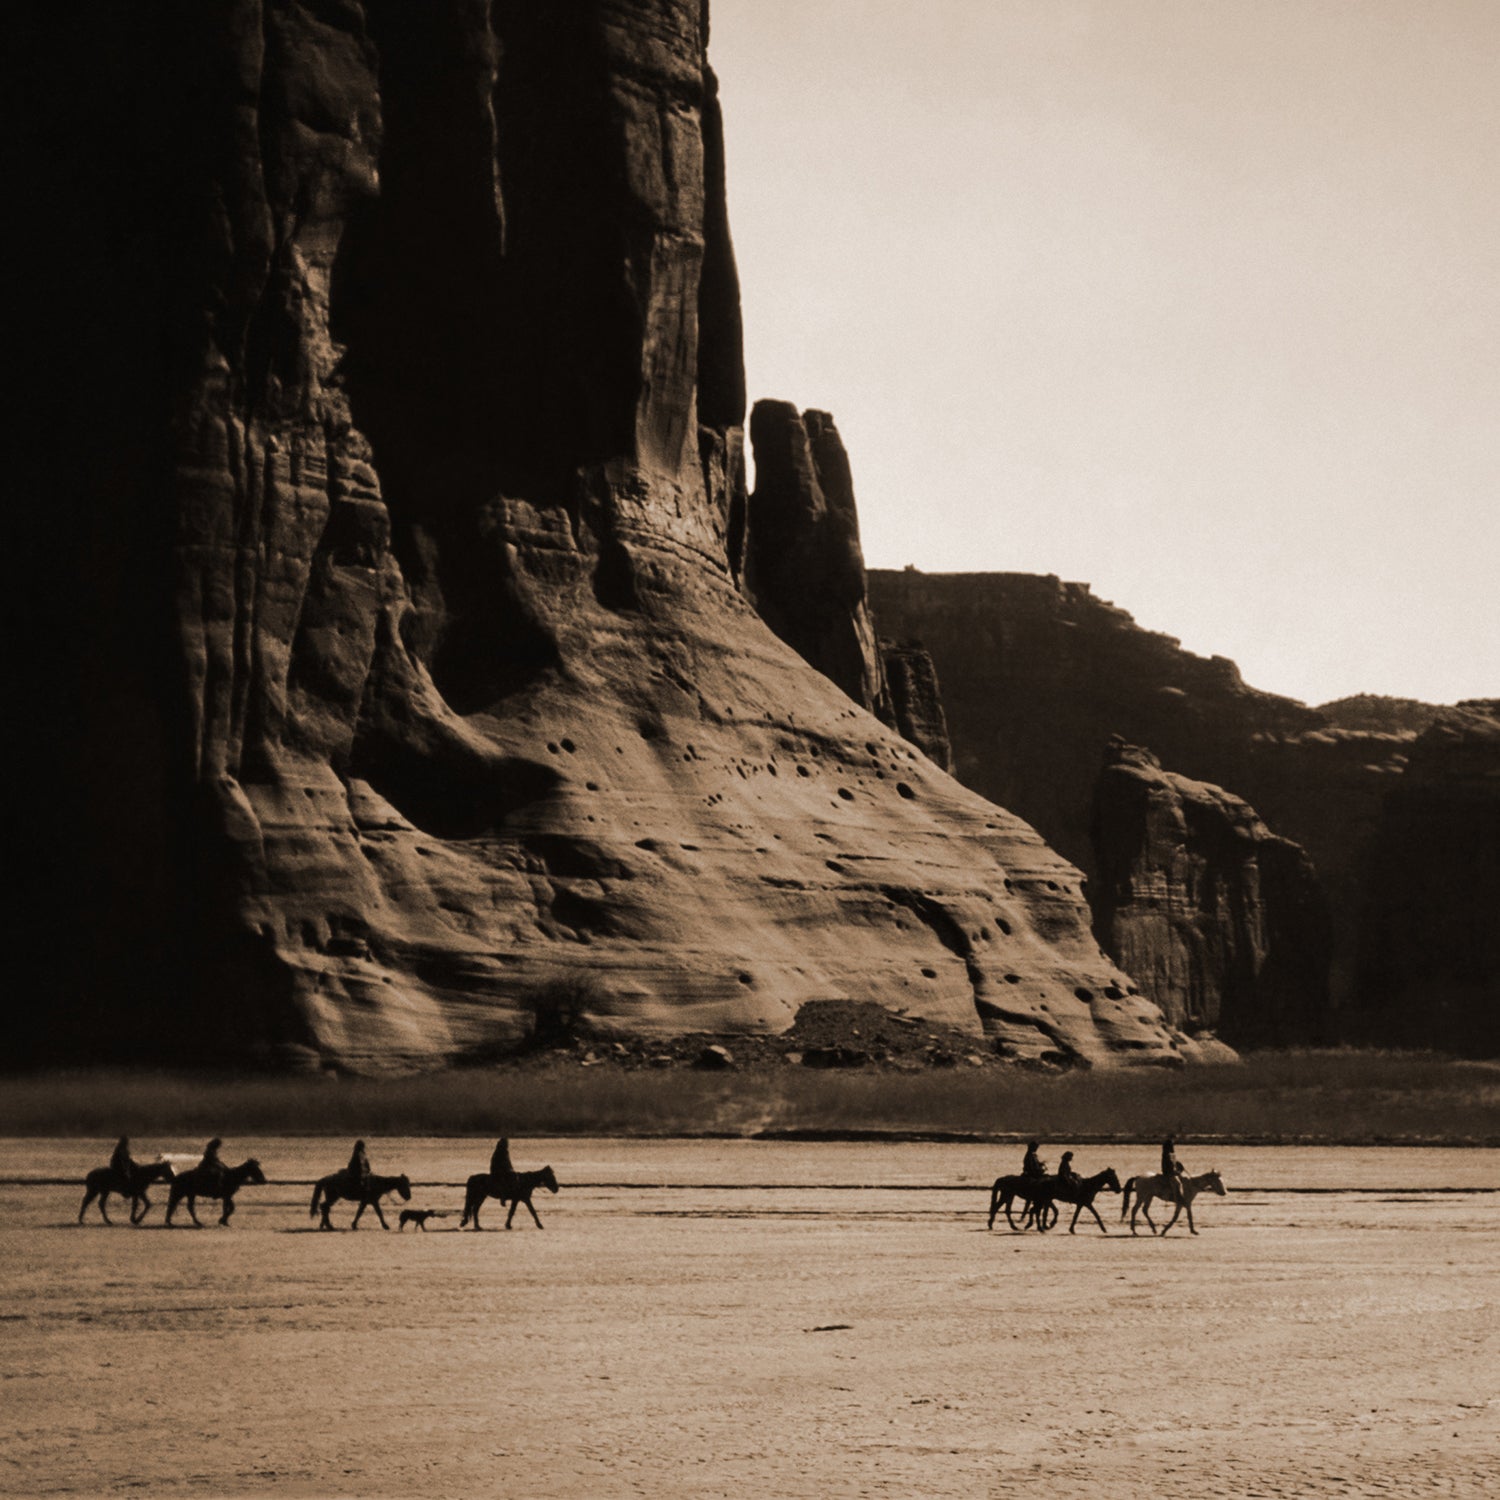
[11,1,1175,1070]
[878,641,955,773]
[743,401,886,713]
[741,401,954,769]
[1090,741,1330,1046]
[1356,702,1500,1056]
[866,569,1438,1038]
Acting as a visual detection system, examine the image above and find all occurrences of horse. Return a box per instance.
[164,1159,267,1227]
[78,1159,175,1226]
[1042,1167,1123,1234]
[460,1164,559,1230]
[1121,1169,1226,1236]
[989,1168,1121,1233]
[309,1172,412,1231]
[987,1173,1056,1231]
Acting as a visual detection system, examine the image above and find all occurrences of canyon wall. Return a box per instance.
[9,1,1178,1070]
[1090,741,1330,1046]
[867,569,1499,1051]
[1355,702,1500,1056]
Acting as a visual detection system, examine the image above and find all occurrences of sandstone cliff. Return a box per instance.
[1355,702,1500,1056]
[866,568,1442,1039]
[1090,741,1330,1046]
[743,401,885,714]
[878,641,955,774]
[11,1,1176,1070]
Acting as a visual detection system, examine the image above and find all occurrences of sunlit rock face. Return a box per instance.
[1090,741,1331,1047]
[865,569,1439,1031]
[1356,702,1500,1057]
[11,0,1178,1070]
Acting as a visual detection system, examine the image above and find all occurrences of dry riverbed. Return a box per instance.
[2,1141,1497,1497]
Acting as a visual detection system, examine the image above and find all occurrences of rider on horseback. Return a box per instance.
[197,1137,226,1194]
[1022,1141,1047,1180]
[109,1135,135,1186]
[1057,1151,1081,1188]
[490,1137,515,1182]
[345,1139,372,1194]
[1162,1136,1186,1200]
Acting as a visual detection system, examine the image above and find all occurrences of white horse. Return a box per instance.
[1120,1169,1226,1236]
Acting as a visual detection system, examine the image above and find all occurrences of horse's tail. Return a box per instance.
[309,1179,324,1218]
[1120,1178,1134,1218]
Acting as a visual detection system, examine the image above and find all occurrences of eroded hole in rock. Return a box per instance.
[996,918,1012,935]
[1004,974,1021,984]
[920,967,938,978]
[837,787,854,801]
[896,782,915,799]
[560,737,576,753]
[797,764,811,777]
[1075,987,1094,1003]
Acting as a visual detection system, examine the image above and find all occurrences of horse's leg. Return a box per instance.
[505,1198,519,1229]
[1140,1198,1159,1236]
[988,1186,1001,1231]
[351,1200,365,1230]
[524,1196,544,1229]
[371,1200,390,1230]
[220,1194,235,1227]
[97,1189,115,1226]
[131,1192,149,1225]
[1068,1202,1083,1234]
[1083,1202,1109,1235]
[79,1186,97,1223]
[1182,1197,1198,1236]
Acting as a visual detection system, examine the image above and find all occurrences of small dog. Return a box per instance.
[398,1208,447,1231]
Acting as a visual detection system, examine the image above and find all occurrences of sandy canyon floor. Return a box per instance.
[1,1140,1497,1498]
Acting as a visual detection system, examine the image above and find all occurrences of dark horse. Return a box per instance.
[989,1168,1121,1233]
[309,1172,412,1231]
[460,1165,559,1230]
[165,1159,267,1227]
[1039,1167,1122,1234]
[987,1173,1056,1231]
[78,1159,175,1226]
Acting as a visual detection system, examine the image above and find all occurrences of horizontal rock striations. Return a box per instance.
[11,1,1177,1070]
[1090,740,1330,1046]
[1355,702,1500,1056]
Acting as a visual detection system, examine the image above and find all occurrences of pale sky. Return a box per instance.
[710,0,1498,708]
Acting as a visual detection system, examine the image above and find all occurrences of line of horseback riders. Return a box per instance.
[989,1136,1225,1235]
[80,1135,558,1231]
